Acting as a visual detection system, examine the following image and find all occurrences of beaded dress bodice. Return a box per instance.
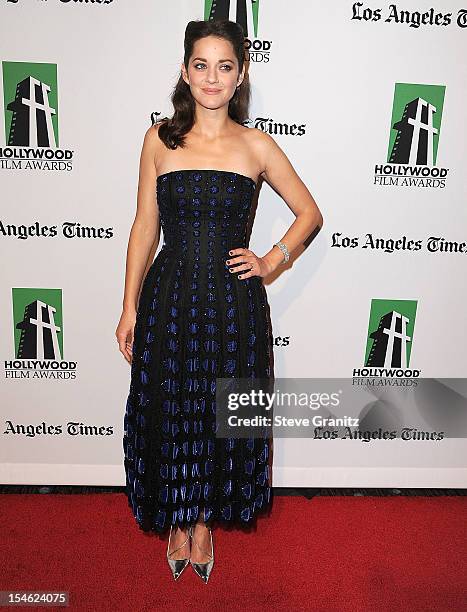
[156,168,257,260]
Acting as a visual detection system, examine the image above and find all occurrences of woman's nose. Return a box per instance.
[206,69,219,83]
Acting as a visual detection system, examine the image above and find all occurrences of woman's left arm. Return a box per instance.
[227,129,324,279]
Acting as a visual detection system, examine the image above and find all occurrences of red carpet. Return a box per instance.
[1,494,466,611]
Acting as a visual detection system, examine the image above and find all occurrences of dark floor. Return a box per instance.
[1,485,465,497]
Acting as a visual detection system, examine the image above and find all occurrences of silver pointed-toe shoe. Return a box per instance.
[166,525,190,581]
[189,525,214,584]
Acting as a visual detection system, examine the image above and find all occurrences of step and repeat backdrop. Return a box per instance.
[1,1,466,487]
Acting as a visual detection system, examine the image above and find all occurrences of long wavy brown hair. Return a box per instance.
[157,19,250,150]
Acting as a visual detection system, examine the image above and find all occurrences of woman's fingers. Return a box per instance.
[229,260,255,274]
[126,341,133,364]
[116,330,133,364]
[225,248,252,268]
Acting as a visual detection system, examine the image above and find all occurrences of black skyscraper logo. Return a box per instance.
[389,98,438,166]
[15,299,62,360]
[7,75,57,148]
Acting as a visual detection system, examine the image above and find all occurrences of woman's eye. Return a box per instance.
[194,63,232,71]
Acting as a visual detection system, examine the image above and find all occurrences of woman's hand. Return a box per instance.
[225,248,275,280]
[116,309,137,364]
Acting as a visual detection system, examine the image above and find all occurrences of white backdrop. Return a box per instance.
[1,1,466,487]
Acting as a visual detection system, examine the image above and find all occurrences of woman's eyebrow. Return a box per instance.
[191,57,234,63]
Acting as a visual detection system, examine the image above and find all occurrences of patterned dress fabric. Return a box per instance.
[123,168,274,534]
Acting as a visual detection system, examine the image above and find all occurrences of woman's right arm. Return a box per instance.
[115,125,161,364]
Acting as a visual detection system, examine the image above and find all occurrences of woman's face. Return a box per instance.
[182,35,244,110]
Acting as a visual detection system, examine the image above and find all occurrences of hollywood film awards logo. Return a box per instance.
[374,83,448,188]
[353,298,420,380]
[204,0,271,62]
[5,288,77,379]
[1,61,74,172]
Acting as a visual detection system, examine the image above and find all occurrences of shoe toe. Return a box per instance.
[168,558,189,580]
[191,561,213,583]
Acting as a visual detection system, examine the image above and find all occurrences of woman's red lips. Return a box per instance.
[202,88,222,93]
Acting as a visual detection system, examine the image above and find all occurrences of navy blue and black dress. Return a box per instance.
[123,168,274,534]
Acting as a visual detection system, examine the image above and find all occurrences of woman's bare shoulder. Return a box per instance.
[243,127,279,174]
[243,126,279,156]
[143,121,165,144]
[246,126,277,146]
[141,121,170,166]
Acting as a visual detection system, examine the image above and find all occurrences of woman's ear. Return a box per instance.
[238,67,246,86]
[181,63,189,85]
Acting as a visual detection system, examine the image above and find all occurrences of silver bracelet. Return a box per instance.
[274,241,290,263]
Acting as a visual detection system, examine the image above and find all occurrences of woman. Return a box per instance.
[116,18,322,583]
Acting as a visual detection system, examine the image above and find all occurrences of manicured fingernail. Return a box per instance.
[239,275,243,279]
[229,250,233,255]
[229,268,234,272]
